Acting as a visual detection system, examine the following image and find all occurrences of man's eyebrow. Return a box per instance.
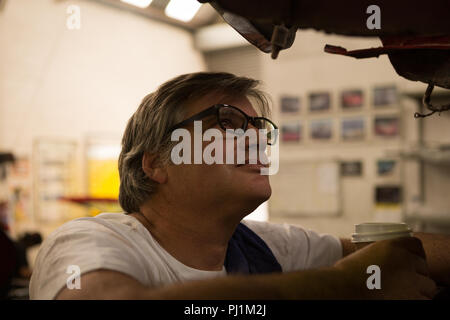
[202,116,218,128]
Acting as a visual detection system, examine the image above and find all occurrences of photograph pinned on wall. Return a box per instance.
[309,92,331,112]
[9,156,33,223]
[281,122,302,142]
[374,116,399,137]
[310,119,333,140]
[374,86,398,106]
[341,117,365,141]
[341,89,363,109]
[375,185,402,206]
[377,159,397,176]
[11,156,30,179]
[340,161,363,177]
[280,96,300,113]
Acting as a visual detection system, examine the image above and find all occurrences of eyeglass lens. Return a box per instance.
[218,106,277,145]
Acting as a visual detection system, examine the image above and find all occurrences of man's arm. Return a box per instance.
[340,233,450,286]
[56,268,350,300]
[56,237,436,300]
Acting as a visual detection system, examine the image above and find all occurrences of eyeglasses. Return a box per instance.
[168,104,278,145]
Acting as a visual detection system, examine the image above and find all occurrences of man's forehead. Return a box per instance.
[184,93,257,118]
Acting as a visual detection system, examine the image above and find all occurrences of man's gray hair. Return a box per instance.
[118,72,271,213]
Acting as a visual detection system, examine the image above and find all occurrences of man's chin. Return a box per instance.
[229,168,271,209]
[243,174,271,199]
[240,187,271,212]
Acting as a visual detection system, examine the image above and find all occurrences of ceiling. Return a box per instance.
[93,0,222,32]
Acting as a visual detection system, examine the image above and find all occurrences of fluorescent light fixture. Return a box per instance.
[120,0,153,9]
[165,0,201,22]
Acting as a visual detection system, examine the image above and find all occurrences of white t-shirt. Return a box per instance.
[29,213,342,299]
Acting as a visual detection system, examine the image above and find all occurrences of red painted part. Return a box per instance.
[59,196,118,204]
[324,35,450,89]
[324,36,450,59]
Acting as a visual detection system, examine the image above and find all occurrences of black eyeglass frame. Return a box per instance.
[168,104,278,145]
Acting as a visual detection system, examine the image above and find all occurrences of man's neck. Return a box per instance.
[130,201,242,272]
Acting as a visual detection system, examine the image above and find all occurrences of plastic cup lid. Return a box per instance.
[351,222,413,243]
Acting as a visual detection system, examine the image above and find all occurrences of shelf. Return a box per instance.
[398,148,450,164]
[405,214,450,226]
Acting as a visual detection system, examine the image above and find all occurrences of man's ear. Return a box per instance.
[142,153,168,184]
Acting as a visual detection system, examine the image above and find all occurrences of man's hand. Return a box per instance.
[334,237,438,299]
[414,232,450,287]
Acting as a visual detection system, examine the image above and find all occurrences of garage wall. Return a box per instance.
[0,0,205,155]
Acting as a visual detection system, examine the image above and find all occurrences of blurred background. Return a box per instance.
[1,0,450,299]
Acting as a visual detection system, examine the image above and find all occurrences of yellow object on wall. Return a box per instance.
[85,143,122,215]
[88,159,120,198]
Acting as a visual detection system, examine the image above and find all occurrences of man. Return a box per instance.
[29,72,449,300]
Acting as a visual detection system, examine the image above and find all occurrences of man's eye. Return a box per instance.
[220,119,234,128]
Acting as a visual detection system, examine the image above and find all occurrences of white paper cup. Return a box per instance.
[352,222,413,249]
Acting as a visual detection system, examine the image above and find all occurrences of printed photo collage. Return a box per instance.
[340,158,402,206]
[279,86,400,144]
[340,158,399,179]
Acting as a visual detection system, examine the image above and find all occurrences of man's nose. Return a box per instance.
[246,123,268,148]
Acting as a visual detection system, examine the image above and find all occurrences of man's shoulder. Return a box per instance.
[242,219,342,271]
[241,219,306,248]
[62,212,135,228]
[30,213,151,299]
[45,212,143,243]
